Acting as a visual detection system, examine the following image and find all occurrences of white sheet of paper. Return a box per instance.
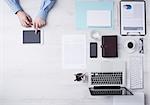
[86,10,111,27]
[62,35,86,69]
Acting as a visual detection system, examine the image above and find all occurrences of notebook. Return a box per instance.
[101,36,118,57]
[88,61,133,95]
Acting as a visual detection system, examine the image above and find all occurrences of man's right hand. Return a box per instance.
[16,11,33,28]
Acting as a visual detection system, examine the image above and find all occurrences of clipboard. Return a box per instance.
[120,0,146,36]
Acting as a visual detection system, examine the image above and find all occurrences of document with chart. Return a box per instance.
[120,1,146,35]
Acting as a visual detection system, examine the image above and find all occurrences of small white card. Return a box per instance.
[87,10,111,27]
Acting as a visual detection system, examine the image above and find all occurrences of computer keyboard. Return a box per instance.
[89,86,133,95]
[129,56,143,89]
[89,88,123,95]
[90,72,123,85]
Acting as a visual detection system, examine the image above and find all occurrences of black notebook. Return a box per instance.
[101,36,118,57]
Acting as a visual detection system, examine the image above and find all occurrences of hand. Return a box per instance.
[16,11,33,27]
[33,17,46,30]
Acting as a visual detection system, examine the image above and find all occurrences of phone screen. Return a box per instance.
[90,42,97,58]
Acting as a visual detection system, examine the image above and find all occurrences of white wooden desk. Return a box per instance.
[0,0,150,105]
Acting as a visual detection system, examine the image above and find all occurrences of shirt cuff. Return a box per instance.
[13,5,23,14]
[37,10,48,21]
[37,0,56,21]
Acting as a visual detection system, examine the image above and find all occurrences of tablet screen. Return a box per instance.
[23,30,41,44]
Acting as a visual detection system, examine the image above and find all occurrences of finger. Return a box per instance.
[38,23,42,28]
[33,23,38,34]
[41,22,44,27]
[26,15,33,26]
[24,24,29,28]
[24,21,31,27]
[25,20,31,26]
[40,22,45,28]
[27,15,32,22]
[41,22,45,28]
[34,22,36,29]
[35,23,39,30]
[42,22,46,26]
[24,20,31,28]
[34,22,39,29]
[26,17,33,26]
[35,23,40,35]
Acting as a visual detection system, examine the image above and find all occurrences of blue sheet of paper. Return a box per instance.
[76,0,114,30]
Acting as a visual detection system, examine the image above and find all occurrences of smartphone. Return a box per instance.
[90,42,97,58]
